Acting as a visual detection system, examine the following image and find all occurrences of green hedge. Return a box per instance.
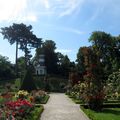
[81,103,120,109]
[40,95,50,104]
[34,95,50,104]
[34,76,67,92]
[26,105,44,120]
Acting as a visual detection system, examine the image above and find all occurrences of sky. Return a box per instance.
[0,0,120,63]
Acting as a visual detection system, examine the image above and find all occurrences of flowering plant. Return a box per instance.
[0,92,13,103]
[31,90,46,103]
[15,90,29,99]
[5,99,33,119]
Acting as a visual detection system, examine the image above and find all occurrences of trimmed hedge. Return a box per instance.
[40,95,50,104]
[81,103,120,108]
[20,69,37,92]
[34,94,50,104]
[26,105,44,120]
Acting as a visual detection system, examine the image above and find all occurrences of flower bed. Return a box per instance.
[24,105,44,120]
[31,90,49,104]
[0,90,49,120]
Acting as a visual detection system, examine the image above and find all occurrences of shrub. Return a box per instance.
[0,99,33,120]
[26,105,44,120]
[20,69,37,92]
[31,90,47,104]
[105,69,120,100]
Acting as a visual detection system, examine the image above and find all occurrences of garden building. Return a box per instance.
[34,54,47,75]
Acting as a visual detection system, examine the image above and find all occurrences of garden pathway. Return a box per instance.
[40,93,90,120]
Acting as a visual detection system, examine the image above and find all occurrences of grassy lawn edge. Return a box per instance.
[80,106,97,120]
[80,106,120,120]
[65,93,83,104]
[26,105,44,120]
[40,95,50,104]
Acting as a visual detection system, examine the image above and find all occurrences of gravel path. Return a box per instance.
[40,93,90,120]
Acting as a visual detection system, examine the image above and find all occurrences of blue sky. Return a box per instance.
[0,0,120,63]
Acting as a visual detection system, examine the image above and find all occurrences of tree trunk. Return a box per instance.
[25,44,28,70]
[15,41,18,77]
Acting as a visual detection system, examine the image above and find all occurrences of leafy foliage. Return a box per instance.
[1,23,42,71]
[105,69,120,100]
[36,40,58,74]
[0,55,15,79]
[20,69,37,92]
[35,40,74,77]
[89,31,120,77]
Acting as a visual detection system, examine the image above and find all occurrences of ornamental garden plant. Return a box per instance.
[67,47,104,111]
[0,89,49,120]
[65,32,120,120]
[0,66,50,120]
[0,70,49,120]
[0,91,33,120]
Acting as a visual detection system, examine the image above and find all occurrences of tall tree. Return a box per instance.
[89,31,114,78]
[36,40,58,74]
[112,36,120,71]
[57,53,74,77]
[1,23,42,73]
[17,56,26,77]
[81,47,104,111]
[0,55,15,79]
[76,47,86,75]
[60,55,71,77]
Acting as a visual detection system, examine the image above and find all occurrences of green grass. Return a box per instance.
[81,107,120,120]
[26,105,44,120]
[35,95,50,105]
[66,94,83,104]
[40,95,50,104]
[71,97,82,104]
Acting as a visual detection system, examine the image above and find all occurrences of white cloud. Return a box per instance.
[59,0,84,17]
[33,0,84,17]
[56,49,72,54]
[0,0,27,22]
[52,25,84,35]
[62,27,84,35]
[1,0,120,23]
[44,0,50,9]
[0,0,85,22]
[16,14,37,22]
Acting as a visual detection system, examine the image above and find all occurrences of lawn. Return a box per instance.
[66,94,120,120]
[40,94,50,104]
[81,107,120,120]
[26,105,44,120]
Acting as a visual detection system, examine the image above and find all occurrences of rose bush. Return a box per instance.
[5,99,33,119]
[31,90,46,103]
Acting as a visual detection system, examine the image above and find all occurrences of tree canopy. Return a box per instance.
[1,23,42,71]
[0,54,15,80]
